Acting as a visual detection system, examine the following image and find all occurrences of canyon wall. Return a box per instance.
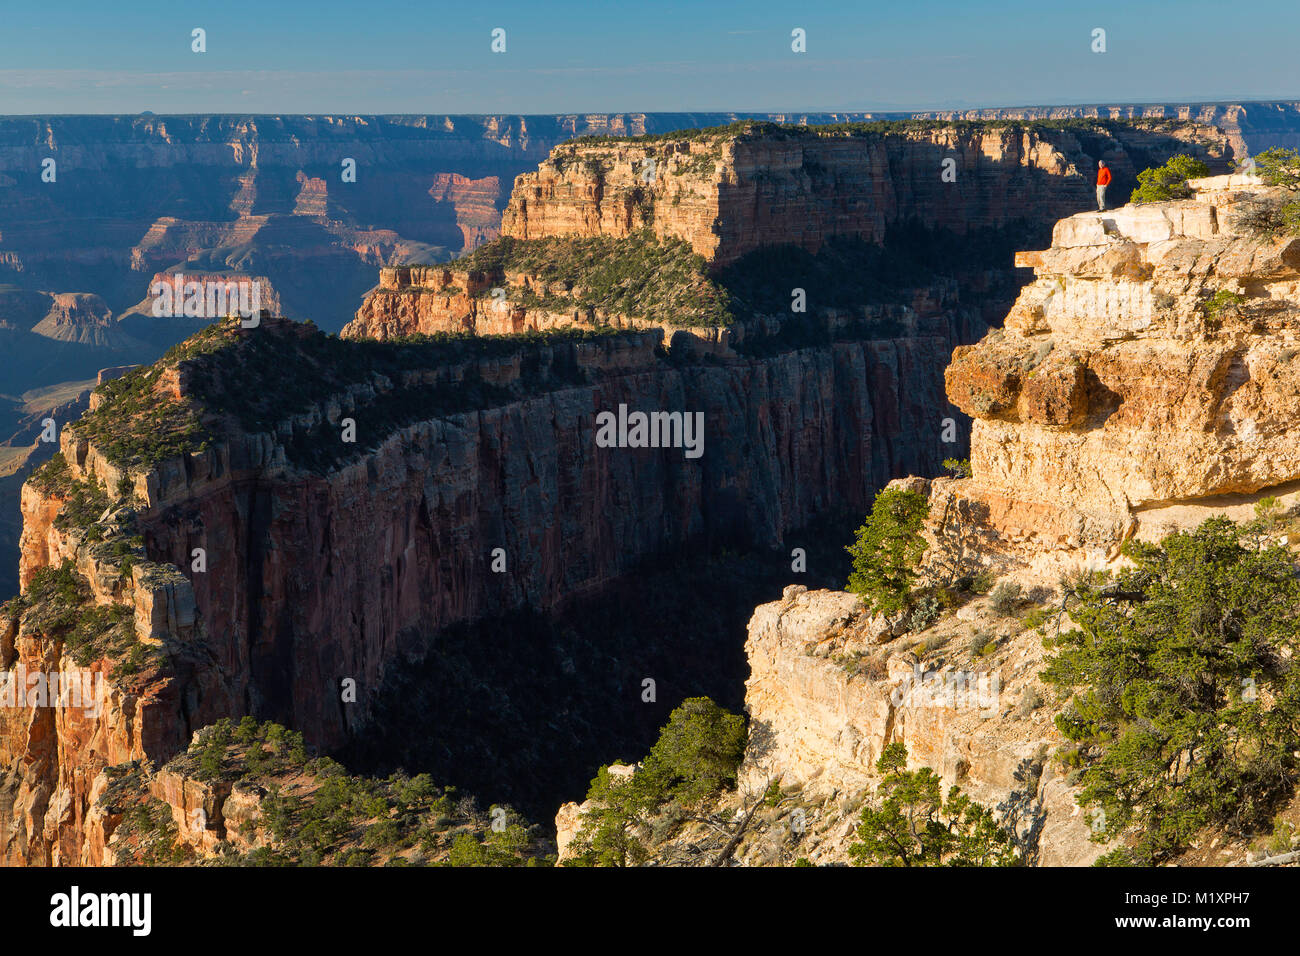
[4,113,911,602]
[1,301,974,863]
[0,112,1247,595]
[500,122,1231,266]
[0,122,1263,867]
[909,102,1300,163]
[345,119,1233,344]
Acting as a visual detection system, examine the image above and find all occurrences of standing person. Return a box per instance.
[1096,160,1112,211]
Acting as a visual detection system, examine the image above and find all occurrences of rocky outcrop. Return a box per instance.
[347,262,828,356]
[29,294,144,351]
[553,576,1112,867]
[737,584,1107,866]
[500,122,1231,268]
[345,264,585,339]
[939,174,1300,573]
[122,272,284,320]
[708,175,1300,868]
[2,441,224,864]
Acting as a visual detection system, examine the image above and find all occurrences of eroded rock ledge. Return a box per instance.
[686,178,1300,867]
[939,175,1300,571]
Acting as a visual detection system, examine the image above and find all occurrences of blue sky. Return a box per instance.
[1,0,1297,114]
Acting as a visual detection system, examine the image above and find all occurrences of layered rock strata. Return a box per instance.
[690,178,1300,867]
[344,120,1232,343]
[1,298,972,863]
[937,174,1300,573]
[499,123,1229,266]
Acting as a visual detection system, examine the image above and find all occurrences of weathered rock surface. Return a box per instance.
[736,585,1106,866]
[498,123,1229,267]
[939,176,1300,570]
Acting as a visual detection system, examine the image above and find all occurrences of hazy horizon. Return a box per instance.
[3,0,1298,115]
[1,97,1300,120]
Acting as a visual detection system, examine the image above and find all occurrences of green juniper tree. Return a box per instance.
[1243,146,1300,237]
[846,487,930,615]
[1130,154,1210,204]
[564,697,747,866]
[1043,517,1300,865]
[1250,146,1300,190]
[849,743,1017,867]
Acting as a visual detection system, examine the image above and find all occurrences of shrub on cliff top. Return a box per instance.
[1239,147,1300,238]
[1129,154,1210,204]
[989,581,1024,617]
[170,717,550,866]
[1250,146,1300,190]
[1042,517,1300,865]
[846,487,931,616]
[1198,288,1247,326]
[849,743,1018,867]
[941,457,971,479]
[29,453,72,496]
[565,696,747,867]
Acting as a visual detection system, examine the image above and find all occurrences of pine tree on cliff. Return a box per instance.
[1130,154,1210,204]
[846,487,930,615]
[849,743,1018,867]
[1043,515,1300,866]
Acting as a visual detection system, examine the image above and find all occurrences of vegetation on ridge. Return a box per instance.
[1,558,140,669]
[564,697,748,866]
[102,718,553,867]
[441,220,1026,338]
[849,743,1018,867]
[451,232,732,327]
[1129,153,1210,204]
[9,454,154,676]
[1043,513,1300,866]
[63,315,637,473]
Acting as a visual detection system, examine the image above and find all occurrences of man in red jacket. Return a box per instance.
[1096,161,1112,211]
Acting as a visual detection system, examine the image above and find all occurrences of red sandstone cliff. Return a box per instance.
[344,120,1231,344]
[1,300,977,864]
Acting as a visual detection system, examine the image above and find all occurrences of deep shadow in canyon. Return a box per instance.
[334,510,861,825]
